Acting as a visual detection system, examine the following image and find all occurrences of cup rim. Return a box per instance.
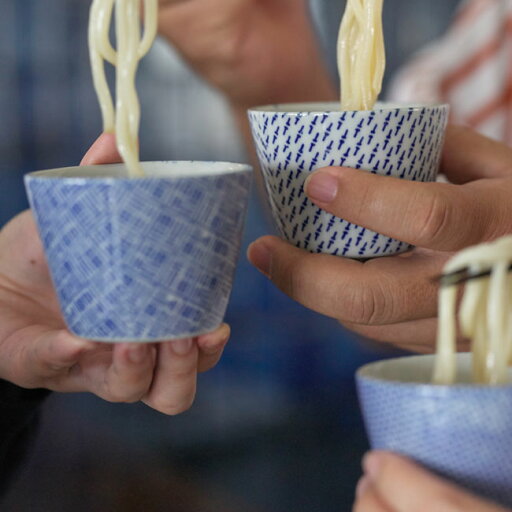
[248,101,450,115]
[356,353,512,390]
[25,161,253,181]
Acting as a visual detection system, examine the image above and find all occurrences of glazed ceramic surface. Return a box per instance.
[249,102,449,259]
[25,162,252,342]
[357,354,512,507]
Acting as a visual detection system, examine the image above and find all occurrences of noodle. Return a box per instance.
[433,235,512,385]
[337,0,385,111]
[88,0,158,177]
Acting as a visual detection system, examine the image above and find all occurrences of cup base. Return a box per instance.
[70,324,222,344]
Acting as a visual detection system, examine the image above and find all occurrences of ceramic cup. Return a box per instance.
[25,162,252,342]
[356,354,512,507]
[248,102,449,259]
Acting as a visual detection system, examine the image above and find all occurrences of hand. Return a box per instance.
[0,134,230,415]
[247,126,512,352]
[157,0,336,109]
[354,451,509,512]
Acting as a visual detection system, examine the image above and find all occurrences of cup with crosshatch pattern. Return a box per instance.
[357,354,512,508]
[25,162,252,342]
[248,102,449,259]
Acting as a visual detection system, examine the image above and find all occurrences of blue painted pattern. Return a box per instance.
[357,355,512,508]
[25,162,252,342]
[249,103,449,258]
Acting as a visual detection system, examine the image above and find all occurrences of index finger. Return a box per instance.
[80,133,122,166]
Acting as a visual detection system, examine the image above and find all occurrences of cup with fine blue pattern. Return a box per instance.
[248,102,449,259]
[356,354,512,508]
[24,162,252,342]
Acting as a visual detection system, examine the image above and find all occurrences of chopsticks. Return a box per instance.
[436,264,512,287]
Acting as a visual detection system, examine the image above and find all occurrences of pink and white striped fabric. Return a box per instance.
[389,0,512,145]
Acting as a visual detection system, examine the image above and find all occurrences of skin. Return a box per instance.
[156,0,337,151]
[0,134,230,415]
[247,125,512,353]
[157,0,336,109]
[354,452,509,512]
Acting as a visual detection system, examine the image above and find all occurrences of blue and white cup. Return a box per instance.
[25,162,252,342]
[356,354,512,508]
[248,102,449,259]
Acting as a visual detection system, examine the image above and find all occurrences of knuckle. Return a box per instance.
[271,252,308,301]
[342,279,393,326]
[416,191,451,246]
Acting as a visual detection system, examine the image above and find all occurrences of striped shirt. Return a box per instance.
[390,0,512,144]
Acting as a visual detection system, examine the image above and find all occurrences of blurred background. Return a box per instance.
[0,1,460,510]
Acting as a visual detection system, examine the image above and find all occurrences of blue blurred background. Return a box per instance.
[0,1,460,510]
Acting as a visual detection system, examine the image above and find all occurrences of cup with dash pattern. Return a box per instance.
[25,161,252,342]
[248,102,449,259]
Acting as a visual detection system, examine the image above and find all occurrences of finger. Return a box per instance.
[342,317,439,352]
[442,125,512,183]
[353,479,393,512]
[143,338,199,415]
[6,327,96,388]
[80,133,122,166]
[364,452,507,512]
[32,329,97,372]
[343,318,471,354]
[303,166,512,251]
[196,323,230,373]
[248,238,442,325]
[89,343,156,402]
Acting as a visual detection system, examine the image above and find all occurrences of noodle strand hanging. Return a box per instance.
[88,0,158,177]
[434,236,512,385]
[337,0,385,111]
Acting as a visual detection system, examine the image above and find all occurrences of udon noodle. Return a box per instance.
[433,235,512,385]
[337,0,385,111]
[89,0,157,177]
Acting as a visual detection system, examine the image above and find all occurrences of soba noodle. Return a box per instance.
[337,0,385,111]
[88,0,157,177]
[433,235,512,385]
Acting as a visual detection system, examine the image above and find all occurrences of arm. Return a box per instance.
[157,0,337,152]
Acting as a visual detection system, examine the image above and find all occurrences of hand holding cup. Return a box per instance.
[0,134,232,415]
[248,126,512,353]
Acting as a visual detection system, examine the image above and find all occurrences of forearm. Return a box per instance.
[157,0,338,156]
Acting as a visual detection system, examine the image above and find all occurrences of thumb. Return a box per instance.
[80,133,122,166]
[303,166,511,251]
